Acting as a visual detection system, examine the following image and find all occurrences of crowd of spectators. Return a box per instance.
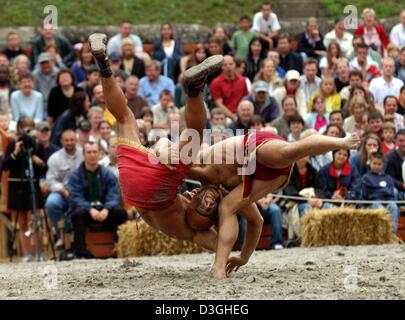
[0,3,404,258]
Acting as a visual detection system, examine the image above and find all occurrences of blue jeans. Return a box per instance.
[45,192,68,239]
[370,203,399,234]
[239,203,283,247]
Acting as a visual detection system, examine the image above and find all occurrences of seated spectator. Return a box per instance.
[305,95,329,133]
[287,113,305,142]
[48,69,81,124]
[78,67,101,102]
[366,110,384,137]
[395,48,405,84]
[43,43,66,70]
[107,20,143,57]
[235,58,252,93]
[86,106,103,144]
[361,151,399,234]
[334,58,350,93]
[231,15,258,61]
[340,70,364,102]
[3,30,24,64]
[178,43,209,83]
[369,58,404,108]
[98,120,114,155]
[254,58,282,94]
[350,133,385,175]
[11,72,43,123]
[317,148,361,206]
[203,108,230,147]
[389,10,405,49]
[120,37,146,79]
[0,65,13,115]
[0,54,9,67]
[270,95,299,139]
[349,43,381,82]
[329,110,345,130]
[296,17,326,62]
[342,83,376,118]
[228,100,254,135]
[354,8,388,57]
[92,84,115,127]
[10,54,30,87]
[33,53,58,114]
[71,42,97,86]
[272,70,307,117]
[343,95,369,139]
[45,129,83,245]
[36,121,60,162]
[67,141,128,259]
[244,80,280,124]
[138,60,175,106]
[308,77,341,113]
[314,123,346,169]
[398,85,405,115]
[124,76,149,118]
[51,91,90,145]
[387,43,400,61]
[210,55,249,121]
[99,136,118,178]
[267,50,286,79]
[76,119,91,149]
[151,90,178,137]
[212,25,232,56]
[246,38,267,82]
[381,121,396,155]
[251,2,281,50]
[250,115,266,131]
[383,95,404,132]
[277,33,303,73]
[108,52,127,81]
[299,58,321,103]
[319,41,342,78]
[348,35,382,67]
[386,129,405,199]
[152,23,183,82]
[323,16,354,58]
[284,155,324,217]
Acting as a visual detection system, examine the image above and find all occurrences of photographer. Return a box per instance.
[2,116,47,262]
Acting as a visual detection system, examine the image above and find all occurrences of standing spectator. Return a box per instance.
[45,129,83,244]
[210,55,248,121]
[107,20,144,57]
[71,42,97,86]
[244,80,280,123]
[78,67,101,103]
[0,65,13,115]
[381,122,396,155]
[32,24,74,67]
[354,8,389,57]
[382,95,404,132]
[251,2,281,50]
[36,121,60,162]
[386,129,405,199]
[120,38,146,79]
[11,72,44,123]
[308,77,341,114]
[334,58,350,93]
[67,141,128,259]
[48,69,81,124]
[125,76,149,119]
[270,96,299,139]
[228,100,255,135]
[152,23,183,82]
[395,48,405,84]
[246,38,267,82]
[369,58,404,107]
[277,34,303,73]
[3,31,24,64]
[299,58,321,103]
[349,43,381,82]
[254,58,282,94]
[267,50,286,79]
[361,151,399,234]
[319,41,341,78]
[296,17,326,62]
[212,25,232,56]
[389,10,405,49]
[273,70,307,117]
[138,60,175,106]
[343,95,369,139]
[2,117,46,262]
[305,96,329,133]
[350,133,384,175]
[323,17,354,58]
[231,16,258,61]
[33,53,58,116]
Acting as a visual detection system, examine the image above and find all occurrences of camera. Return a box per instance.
[18,128,36,151]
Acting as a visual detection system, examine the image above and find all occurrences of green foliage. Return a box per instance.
[321,0,401,18]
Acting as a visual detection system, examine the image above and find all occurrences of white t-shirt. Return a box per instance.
[369,76,404,106]
[163,40,175,58]
[252,12,281,35]
[390,23,405,49]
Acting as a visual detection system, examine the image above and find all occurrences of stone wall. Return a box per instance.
[0,17,401,48]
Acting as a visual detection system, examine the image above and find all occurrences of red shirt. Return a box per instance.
[381,142,396,155]
[209,73,249,113]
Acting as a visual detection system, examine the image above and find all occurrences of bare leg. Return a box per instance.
[257,133,360,169]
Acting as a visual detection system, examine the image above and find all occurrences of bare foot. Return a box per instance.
[342,132,360,150]
[209,266,227,280]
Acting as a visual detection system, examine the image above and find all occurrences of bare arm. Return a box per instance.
[214,98,237,121]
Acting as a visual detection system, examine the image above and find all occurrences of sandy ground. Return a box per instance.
[1,244,405,300]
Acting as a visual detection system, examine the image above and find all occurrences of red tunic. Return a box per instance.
[117,142,190,210]
[242,131,292,199]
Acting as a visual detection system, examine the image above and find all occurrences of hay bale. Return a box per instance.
[116,220,205,257]
[302,208,395,247]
